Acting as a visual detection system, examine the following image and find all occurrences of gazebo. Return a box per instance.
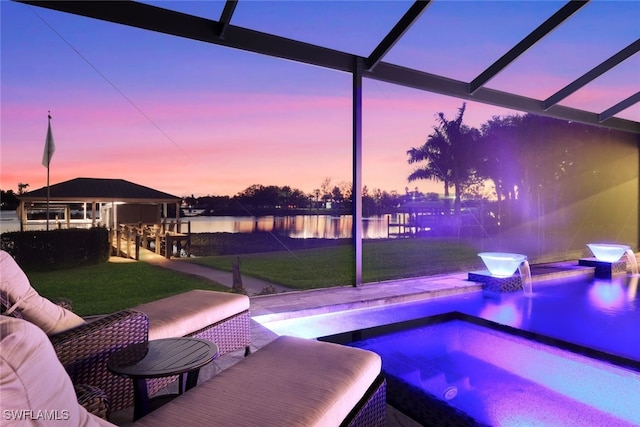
[17,177,181,231]
[18,177,186,259]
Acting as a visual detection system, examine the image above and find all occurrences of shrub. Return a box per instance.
[1,227,110,271]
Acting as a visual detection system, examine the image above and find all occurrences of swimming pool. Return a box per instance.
[320,313,639,426]
[260,274,639,425]
[261,274,640,362]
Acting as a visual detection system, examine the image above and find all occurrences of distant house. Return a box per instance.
[17,177,181,231]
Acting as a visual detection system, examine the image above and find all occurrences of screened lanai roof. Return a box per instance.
[18,0,640,134]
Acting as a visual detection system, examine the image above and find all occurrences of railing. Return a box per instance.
[113,221,191,260]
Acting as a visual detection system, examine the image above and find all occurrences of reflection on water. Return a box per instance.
[0,211,393,239]
[187,215,392,239]
[588,279,626,313]
[0,211,20,233]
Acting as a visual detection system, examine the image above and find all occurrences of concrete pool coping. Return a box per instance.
[250,260,596,323]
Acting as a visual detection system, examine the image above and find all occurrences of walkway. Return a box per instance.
[137,248,293,295]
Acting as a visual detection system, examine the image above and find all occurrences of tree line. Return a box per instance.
[4,104,630,234]
[181,180,407,217]
[407,102,634,230]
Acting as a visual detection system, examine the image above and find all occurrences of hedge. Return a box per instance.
[1,227,110,271]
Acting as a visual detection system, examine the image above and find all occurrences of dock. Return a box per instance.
[112,220,191,260]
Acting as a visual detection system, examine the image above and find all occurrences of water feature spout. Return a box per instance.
[587,243,629,263]
[587,243,638,275]
[478,252,532,295]
[624,249,638,275]
[518,259,533,296]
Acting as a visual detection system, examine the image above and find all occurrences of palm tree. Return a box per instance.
[407,103,480,225]
[17,183,29,195]
[477,115,523,226]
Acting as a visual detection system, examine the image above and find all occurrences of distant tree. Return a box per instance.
[320,178,332,203]
[408,103,481,222]
[182,194,198,207]
[234,184,308,211]
[17,183,29,195]
[277,186,308,209]
[372,188,402,214]
[0,189,19,210]
[338,181,352,202]
[478,115,524,204]
[478,113,578,226]
[312,188,321,208]
[331,186,343,204]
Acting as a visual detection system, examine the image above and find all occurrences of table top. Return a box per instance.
[107,337,219,379]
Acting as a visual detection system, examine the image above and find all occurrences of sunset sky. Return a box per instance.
[2,1,638,198]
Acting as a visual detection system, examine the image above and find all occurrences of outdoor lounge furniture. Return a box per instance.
[0,251,250,416]
[130,289,251,397]
[0,250,150,414]
[131,289,250,355]
[0,315,115,427]
[127,335,387,427]
[2,314,386,427]
[0,300,149,414]
[1,290,252,415]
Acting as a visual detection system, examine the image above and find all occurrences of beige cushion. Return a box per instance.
[0,316,114,426]
[129,335,382,427]
[0,251,85,335]
[132,290,249,340]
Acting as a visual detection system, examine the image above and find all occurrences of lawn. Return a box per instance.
[27,260,229,316]
[184,238,483,289]
[25,237,483,315]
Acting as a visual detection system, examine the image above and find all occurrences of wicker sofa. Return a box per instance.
[2,314,387,427]
[129,289,251,398]
[0,299,149,414]
[131,289,250,356]
[0,294,253,416]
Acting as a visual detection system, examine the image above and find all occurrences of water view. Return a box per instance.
[0,211,397,240]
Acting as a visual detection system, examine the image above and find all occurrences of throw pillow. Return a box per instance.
[0,251,85,335]
[0,316,114,426]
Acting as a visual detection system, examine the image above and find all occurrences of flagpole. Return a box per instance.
[46,152,50,231]
[46,112,50,230]
[43,111,55,231]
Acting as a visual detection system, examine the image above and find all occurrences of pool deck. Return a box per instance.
[137,247,597,323]
[249,260,594,322]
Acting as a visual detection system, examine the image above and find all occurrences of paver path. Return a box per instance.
[137,248,293,295]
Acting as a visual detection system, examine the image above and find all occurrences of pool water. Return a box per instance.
[262,274,640,361]
[261,274,639,425]
[333,315,639,426]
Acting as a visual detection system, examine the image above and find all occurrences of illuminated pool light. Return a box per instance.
[478,252,527,278]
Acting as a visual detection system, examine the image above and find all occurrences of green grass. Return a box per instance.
[186,246,356,289]
[25,238,484,315]
[185,238,483,289]
[26,261,229,316]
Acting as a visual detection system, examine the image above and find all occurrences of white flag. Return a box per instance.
[42,114,56,168]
